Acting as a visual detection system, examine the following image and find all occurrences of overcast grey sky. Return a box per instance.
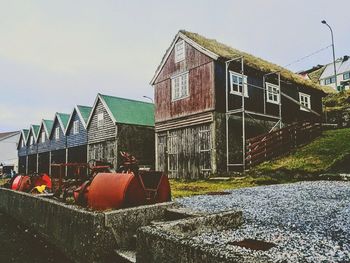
[0,0,349,131]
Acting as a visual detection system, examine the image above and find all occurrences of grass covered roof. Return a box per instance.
[180,30,333,94]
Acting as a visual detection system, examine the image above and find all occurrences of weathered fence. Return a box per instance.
[246,122,322,168]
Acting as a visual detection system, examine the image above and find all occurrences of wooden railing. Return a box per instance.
[245,122,322,168]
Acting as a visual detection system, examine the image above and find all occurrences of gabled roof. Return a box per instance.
[26,125,40,144]
[65,105,92,134]
[87,94,154,127]
[36,119,54,142]
[0,131,20,141]
[17,129,28,149]
[49,112,70,138]
[151,30,331,94]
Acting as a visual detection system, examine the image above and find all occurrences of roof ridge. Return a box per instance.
[100,93,154,105]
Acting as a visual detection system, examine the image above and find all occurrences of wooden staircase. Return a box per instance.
[245,122,322,168]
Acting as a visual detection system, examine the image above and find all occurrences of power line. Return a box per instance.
[283,45,332,68]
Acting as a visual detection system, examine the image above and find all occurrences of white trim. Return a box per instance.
[299,92,311,111]
[150,32,219,85]
[266,82,280,105]
[55,127,60,140]
[86,94,117,128]
[229,71,248,97]
[171,71,189,101]
[73,120,79,134]
[174,39,185,63]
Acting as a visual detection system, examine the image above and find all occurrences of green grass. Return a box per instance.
[253,128,350,175]
[170,176,291,198]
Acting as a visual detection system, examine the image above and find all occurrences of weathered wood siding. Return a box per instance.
[88,140,117,169]
[117,124,155,167]
[87,99,116,144]
[66,110,88,148]
[17,134,27,157]
[50,119,67,151]
[156,122,213,179]
[37,126,51,153]
[87,98,117,168]
[27,154,37,174]
[154,39,215,122]
[38,152,50,174]
[18,156,27,174]
[67,145,87,176]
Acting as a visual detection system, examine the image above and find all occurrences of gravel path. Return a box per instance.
[176,181,350,262]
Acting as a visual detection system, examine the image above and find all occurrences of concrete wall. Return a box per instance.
[0,188,174,262]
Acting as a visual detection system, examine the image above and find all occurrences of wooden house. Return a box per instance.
[36,119,54,174]
[65,105,92,166]
[26,124,40,174]
[151,30,327,179]
[49,113,70,172]
[86,94,155,169]
[17,129,29,174]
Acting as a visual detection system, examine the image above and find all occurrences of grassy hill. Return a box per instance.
[252,128,350,175]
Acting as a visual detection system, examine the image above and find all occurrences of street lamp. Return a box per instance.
[321,20,338,91]
[143,95,153,103]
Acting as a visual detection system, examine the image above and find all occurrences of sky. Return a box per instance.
[0,0,349,131]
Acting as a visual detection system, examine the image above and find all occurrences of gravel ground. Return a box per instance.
[176,181,350,262]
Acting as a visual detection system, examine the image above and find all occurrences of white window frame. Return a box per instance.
[73,120,79,134]
[171,71,189,101]
[325,76,336,85]
[229,71,248,97]
[97,113,104,128]
[174,40,185,63]
[55,127,60,140]
[30,136,33,145]
[299,92,311,111]
[343,72,350,80]
[41,131,45,143]
[266,82,280,104]
[21,139,25,147]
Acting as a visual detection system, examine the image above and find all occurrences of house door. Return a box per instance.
[157,134,168,172]
[167,133,178,178]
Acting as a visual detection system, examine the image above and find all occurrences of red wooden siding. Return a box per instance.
[154,39,215,122]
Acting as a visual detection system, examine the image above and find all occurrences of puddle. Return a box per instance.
[229,239,276,251]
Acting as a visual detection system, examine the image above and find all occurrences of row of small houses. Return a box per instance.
[18,30,329,179]
[17,94,155,175]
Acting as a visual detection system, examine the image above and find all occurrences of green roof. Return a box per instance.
[100,94,154,127]
[43,119,54,135]
[77,105,92,124]
[180,30,331,94]
[32,125,40,138]
[22,129,29,141]
[57,113,70,129]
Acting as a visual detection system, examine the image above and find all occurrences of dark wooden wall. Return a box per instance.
[66,109,88,148]
[38,152,50,174]
[50,119,67,151]
[18,156,27,174]
[154,39,215,123]
[27,154,37,174]
[117,124,155,167]
[37,126,51,153]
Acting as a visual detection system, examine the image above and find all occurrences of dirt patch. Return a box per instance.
[206,191,231,196]
[177,185,207,192]
[229,239,276,251]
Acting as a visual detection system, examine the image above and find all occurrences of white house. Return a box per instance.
[319,56,350,91]
[0,131,20,173]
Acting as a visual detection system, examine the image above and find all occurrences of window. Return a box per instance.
[41,131,45,143]
[299,92,311,111]
[325,76,336,85]
[97,113,104,128]
[230,71,248,97]
[344,72,350,80]
[21,139,25,147]
[30,136,33,145]
[73,120,79,134]
[55,127,60,140]
[266,83,280,104]
[174,40,185,63]
[171,72,189,101]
